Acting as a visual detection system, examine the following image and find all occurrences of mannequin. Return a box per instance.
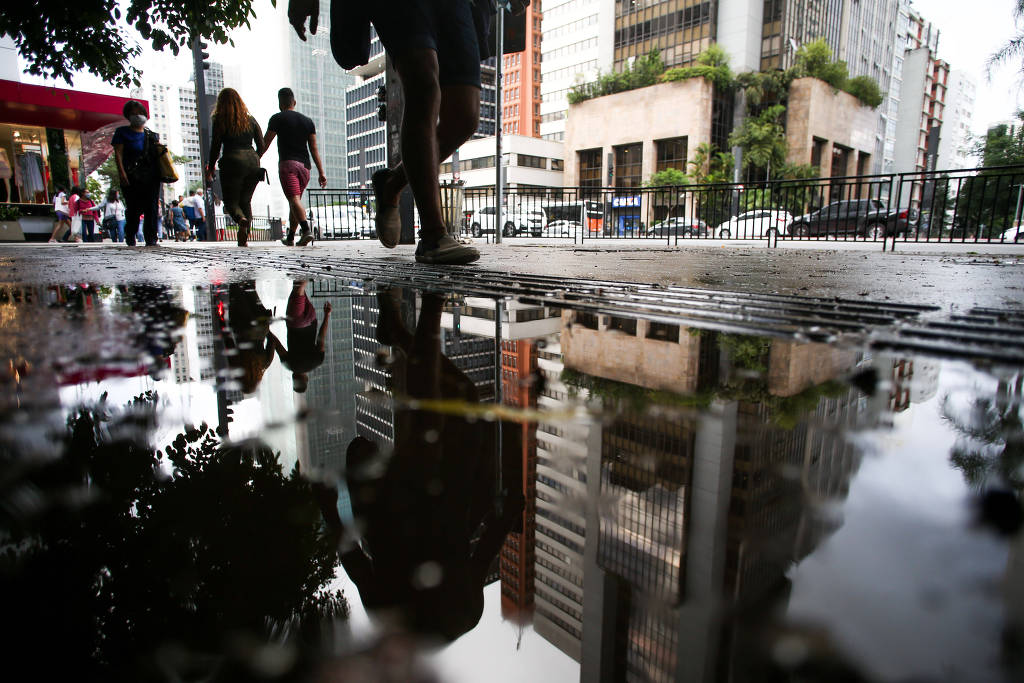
[0,149,12,203]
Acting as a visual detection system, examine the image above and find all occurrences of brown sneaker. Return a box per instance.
[414,234,480,265]
[296,230,314,247]
[372,169,401,248]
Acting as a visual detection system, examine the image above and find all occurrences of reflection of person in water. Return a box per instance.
[315,288,523,643]
[273,280,331,393]
[219,282,276,393]
[121,285,189,375]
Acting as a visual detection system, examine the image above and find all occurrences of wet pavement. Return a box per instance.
[2,247,1024,681]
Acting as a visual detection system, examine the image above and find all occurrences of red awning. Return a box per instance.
[0,79,148,132]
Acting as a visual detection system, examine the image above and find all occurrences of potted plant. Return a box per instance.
[0,204,24,241]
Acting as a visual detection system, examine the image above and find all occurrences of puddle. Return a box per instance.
[1,279,1022,682]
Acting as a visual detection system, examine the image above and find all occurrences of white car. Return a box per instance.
[1000,224,1024,242]
[715,209,793,239]
[545,220,582,236]
[466,207,545,237]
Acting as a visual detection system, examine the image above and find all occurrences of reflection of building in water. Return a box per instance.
[352,294,393,447]
[499,340,539,620]
[890,358,941,414]
[193,287,217,382]
[532,338,594,662]
[170,286,192,384]
[551,312,866,681]
[303,282,359,473]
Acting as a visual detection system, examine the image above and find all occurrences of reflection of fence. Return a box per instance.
[213,215,278,242]
[307,165,1024,248]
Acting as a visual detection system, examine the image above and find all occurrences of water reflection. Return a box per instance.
[0,280,1021,681]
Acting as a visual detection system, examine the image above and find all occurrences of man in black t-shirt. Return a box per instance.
[263,88,327,246]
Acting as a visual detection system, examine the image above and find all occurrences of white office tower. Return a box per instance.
[936,70,977,171]
[539,0,612,142]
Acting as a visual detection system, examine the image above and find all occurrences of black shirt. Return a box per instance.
[209,115,265,166]
[267,110,315,168]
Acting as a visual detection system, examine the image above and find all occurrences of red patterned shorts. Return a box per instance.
[278,160,310,198]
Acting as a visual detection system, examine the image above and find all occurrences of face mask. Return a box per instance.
[129,114,148,127]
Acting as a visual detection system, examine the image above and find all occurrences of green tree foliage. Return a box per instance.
[1,392,347,678]
[728,104,788,178]
[734,68,798,110]
[687,142,734,184]
[845,75,884,108]
[568,50,665,104]
[645,167,688,187]
[0,1,274,87]
[956,116,1024,236]
[661,44,734,89]
[988,1,1024,78]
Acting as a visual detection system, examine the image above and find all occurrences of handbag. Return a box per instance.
[157,144,178,183]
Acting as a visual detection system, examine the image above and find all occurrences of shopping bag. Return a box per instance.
[157,145,179,183]
[70,214,82,237]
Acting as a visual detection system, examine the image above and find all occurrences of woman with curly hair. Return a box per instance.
[206,88,266,247]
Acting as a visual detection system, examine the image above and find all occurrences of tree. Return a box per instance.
[956,115,1024,235]
[845,75,884,108]
[687,142,734,184]
[729,104,788,180]
[568,50,665,104]
[2,391,347,679]
[989,1,1024,78]
[661,44,734,90]
[795,38,849,90]
[0,1,274,88]
[646,168,688,220]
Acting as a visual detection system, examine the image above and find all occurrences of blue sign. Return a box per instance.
[612,196,641,208]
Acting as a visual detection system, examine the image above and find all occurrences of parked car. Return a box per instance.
[715,209,793,238]
[544,220,581,236]
[647,217,708,237]
[1000,224,1024,242]
[787,199,917,238]
[466,206,545,237]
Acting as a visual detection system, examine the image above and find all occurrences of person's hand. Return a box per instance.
[288,0,319,40]
[318,172,327,188]
[323,302,332,315]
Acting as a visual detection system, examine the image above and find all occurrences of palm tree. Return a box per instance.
[989,1,1024,77]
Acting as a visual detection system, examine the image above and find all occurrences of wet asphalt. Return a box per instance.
[2,241,1023,313]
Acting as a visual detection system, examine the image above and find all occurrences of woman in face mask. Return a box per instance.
[112,100,162,247]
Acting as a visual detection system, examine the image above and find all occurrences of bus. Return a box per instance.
[541,199,604,235]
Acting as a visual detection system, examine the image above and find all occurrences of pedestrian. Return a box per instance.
[288,0,507,264]
[271,281,331,392]
[76,188,99,242]
[261,87,326,246]
[170,200,189,241]
[189,188,207,241]
[99,189,126,242]
[206,88,266,247]
[112,100,162,246]
[66,185,83,242]
[48,186,71,243]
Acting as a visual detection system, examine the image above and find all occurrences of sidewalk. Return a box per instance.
[3,241,1023,313]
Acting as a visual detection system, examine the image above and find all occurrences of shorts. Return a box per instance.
[56,211,69,221]
[279,160,311,198]
[286,292,317,328]
[369,0,481,88]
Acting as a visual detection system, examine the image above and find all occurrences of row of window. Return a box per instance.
[545,37,599,63]
[577,136,688,187]
[544,14,599,42]
[543,60,599,86]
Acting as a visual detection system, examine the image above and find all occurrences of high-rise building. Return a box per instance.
[539,0,609,142]
[936,69,977,171]
[759,0,845,70]
[894,5,946,175]
[288,4,356,189]
[500,4,544,138]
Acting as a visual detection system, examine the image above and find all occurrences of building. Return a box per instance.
[539,0,610,142]
[893,5,946,175]
[936,70,977,170]
[759,0,845,70]
[288,4,356,190]
[785,76,877,178]
[345,30,497,188]
[501,3,544,138]
[438,134,565,193]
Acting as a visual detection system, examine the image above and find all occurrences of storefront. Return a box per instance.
[0,79,146,240]
[610,194,642,235]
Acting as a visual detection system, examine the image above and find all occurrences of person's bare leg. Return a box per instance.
[377,86,481,234]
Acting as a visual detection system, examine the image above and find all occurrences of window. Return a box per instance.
[518,154,546,169]
[613,143,642,190]
[550,159,564,171]
[655,137,688,173]
[578,148,602,188]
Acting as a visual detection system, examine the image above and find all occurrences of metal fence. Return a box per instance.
[213,215,280,242]
[307,165,1024,248]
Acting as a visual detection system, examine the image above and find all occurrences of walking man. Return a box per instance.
[287,0,502,264]
[190,189,207,241]
[263,87,326,247]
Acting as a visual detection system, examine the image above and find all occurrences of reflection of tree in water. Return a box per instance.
[2,392,347,680]
[942,373,1024,492]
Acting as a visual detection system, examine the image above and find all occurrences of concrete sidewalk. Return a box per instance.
[2,241,1023,312]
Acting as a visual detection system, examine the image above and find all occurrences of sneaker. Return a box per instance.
[280,237,295,247]
[296,231,314,247]
[372,169,401,248]
[415,234,480,265]
[48,238,56,243]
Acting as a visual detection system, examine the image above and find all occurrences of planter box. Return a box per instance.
[18,216,56,241]
[0,219,25,241]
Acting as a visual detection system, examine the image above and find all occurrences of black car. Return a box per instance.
[787,199,917,238]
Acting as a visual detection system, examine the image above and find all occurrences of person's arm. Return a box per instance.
[113,144,129,187]
[316,302,332,351]
[308,132,327,188]
[252,118,267,157]
[261,116,277,158]
[207,122,223,181]
[268,330,288,362]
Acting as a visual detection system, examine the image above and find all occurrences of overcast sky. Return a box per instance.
[18,1,1024,137]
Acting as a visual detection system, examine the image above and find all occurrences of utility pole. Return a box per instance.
[495,6,504,245]
[191,36,217,240]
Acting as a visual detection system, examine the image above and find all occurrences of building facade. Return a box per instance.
[501,3,544,138]
[936,69,976,171]
[438,134,565,193]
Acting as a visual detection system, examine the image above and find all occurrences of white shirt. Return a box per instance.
[102,200,125,221]
[191,194,205,218]
[54,192,68,214]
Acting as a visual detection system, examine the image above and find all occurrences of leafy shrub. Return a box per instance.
[845,75,884,108]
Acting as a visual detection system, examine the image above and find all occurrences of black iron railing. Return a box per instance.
[307,165,1024,248]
